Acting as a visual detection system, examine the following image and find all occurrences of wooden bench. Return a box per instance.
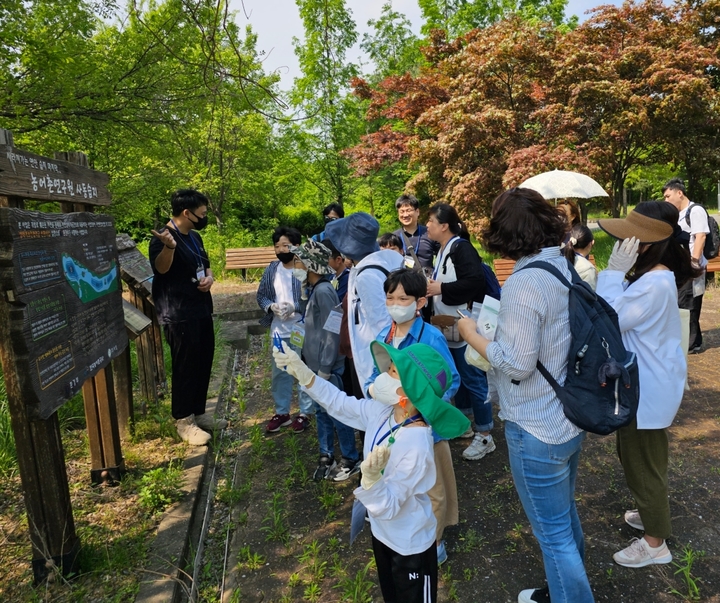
[225,246,276,280]
[706,257,720,283]
[493,256,596,286]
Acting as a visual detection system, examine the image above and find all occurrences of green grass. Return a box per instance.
[586,203,637,221]
[590,229,614,270]
[0,370,16,478]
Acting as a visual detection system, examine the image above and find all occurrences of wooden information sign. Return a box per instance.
[116,233,165,404]
[116,233,153,297]
[0,208,128,419]
[0,140,111,206]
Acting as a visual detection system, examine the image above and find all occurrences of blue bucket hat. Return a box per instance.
[324,212,380,261]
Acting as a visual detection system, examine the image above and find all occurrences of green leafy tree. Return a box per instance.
[291,0,363,208]
[418,0,569,37]
[361,3,424,81]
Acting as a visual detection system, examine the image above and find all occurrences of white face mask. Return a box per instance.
[372,372,403,406]
[387,303,417,325]
[292,268,307,283]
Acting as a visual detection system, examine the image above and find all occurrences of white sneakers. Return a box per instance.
[462,433,496,461]
[613,537,672,568]
[176,413,228,445]
[624,509,645,531]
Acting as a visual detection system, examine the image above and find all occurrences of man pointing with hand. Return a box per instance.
[150,189,224,446]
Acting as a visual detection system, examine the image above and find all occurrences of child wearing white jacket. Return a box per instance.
[273,341,469,603]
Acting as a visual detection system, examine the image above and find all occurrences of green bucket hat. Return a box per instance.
[370,341,470,439]
[289,239,335,275]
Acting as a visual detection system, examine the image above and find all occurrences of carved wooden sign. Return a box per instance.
[0,208,127,419]
[0,145,111,206]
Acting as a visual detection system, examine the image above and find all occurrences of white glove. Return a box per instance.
[607,237,640,274]
[360,446,391,490]
[272,346,315,387]
[270,302,282,316]
[279,301,296,320]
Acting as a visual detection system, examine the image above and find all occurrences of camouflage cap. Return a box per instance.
[289,239,335,275]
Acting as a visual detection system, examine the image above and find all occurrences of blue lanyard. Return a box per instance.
[433,236,459,280]
[171,219,204,263]
[401,228,422,256]
[370,412,422,451]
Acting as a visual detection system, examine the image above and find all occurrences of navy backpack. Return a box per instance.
[523,260,639,436]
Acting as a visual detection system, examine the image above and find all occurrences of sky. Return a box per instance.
[229,0,617,90]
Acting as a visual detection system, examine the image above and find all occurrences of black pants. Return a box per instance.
[163,316,215,419]
[678,279,703,349]
[372,536,437,603]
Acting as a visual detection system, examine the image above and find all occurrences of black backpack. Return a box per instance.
[522,260,640,436]
[685,203,720,260]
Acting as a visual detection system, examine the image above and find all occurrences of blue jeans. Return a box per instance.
[315,373,359,461]
[450,345,493,432]
[271,339,314,416]
[505,421,594,603]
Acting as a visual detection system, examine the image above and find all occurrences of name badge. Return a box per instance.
[196,266,206,280]
[323,309,343,334]
[403,255,416,269]
[289,322,306,348]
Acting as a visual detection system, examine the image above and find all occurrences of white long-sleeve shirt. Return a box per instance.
[347,250,404,387]
[597,269,686,429]
[303,377,436,555]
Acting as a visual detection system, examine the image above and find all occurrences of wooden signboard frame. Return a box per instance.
[0,130,124,583]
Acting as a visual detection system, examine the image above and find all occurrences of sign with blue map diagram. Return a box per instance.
[0,208,128,419]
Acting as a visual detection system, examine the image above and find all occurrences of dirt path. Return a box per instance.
[199,284,720,603]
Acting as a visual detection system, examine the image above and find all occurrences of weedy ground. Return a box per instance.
[2,285,720,602]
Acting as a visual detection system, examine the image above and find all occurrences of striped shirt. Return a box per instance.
[486,247,583,444]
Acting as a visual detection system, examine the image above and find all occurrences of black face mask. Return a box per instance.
[189,210,208,231]
[276,252,295,264]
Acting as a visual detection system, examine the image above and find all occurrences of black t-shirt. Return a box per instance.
[149,226,213,324]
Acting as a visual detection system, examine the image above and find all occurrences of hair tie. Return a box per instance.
[569,237,577,246]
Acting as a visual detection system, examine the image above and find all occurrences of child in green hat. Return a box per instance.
[273,341,469,603]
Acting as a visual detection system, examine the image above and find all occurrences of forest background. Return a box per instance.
[2,0,720,267]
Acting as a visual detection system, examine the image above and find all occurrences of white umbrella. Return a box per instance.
[519,170,609,200]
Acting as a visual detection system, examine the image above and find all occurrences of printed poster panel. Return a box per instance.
[0,208,127,419]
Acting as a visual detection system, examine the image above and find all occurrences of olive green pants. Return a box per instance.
[616,420,671,539]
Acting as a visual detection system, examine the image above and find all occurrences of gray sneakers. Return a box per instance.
[176,415,211,446]
[194,412,228,431]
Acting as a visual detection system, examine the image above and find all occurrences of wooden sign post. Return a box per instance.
[116,233,166,409]
[0,130,126,582]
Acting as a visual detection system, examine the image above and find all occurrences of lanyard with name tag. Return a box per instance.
[289,321,306,347]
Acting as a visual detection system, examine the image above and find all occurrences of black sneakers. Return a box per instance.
[313,455,337,481]
[327,457,361,482]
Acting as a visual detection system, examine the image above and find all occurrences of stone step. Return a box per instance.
[216,317,268,350]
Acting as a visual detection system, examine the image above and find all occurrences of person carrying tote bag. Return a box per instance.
[426,203,495,462]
